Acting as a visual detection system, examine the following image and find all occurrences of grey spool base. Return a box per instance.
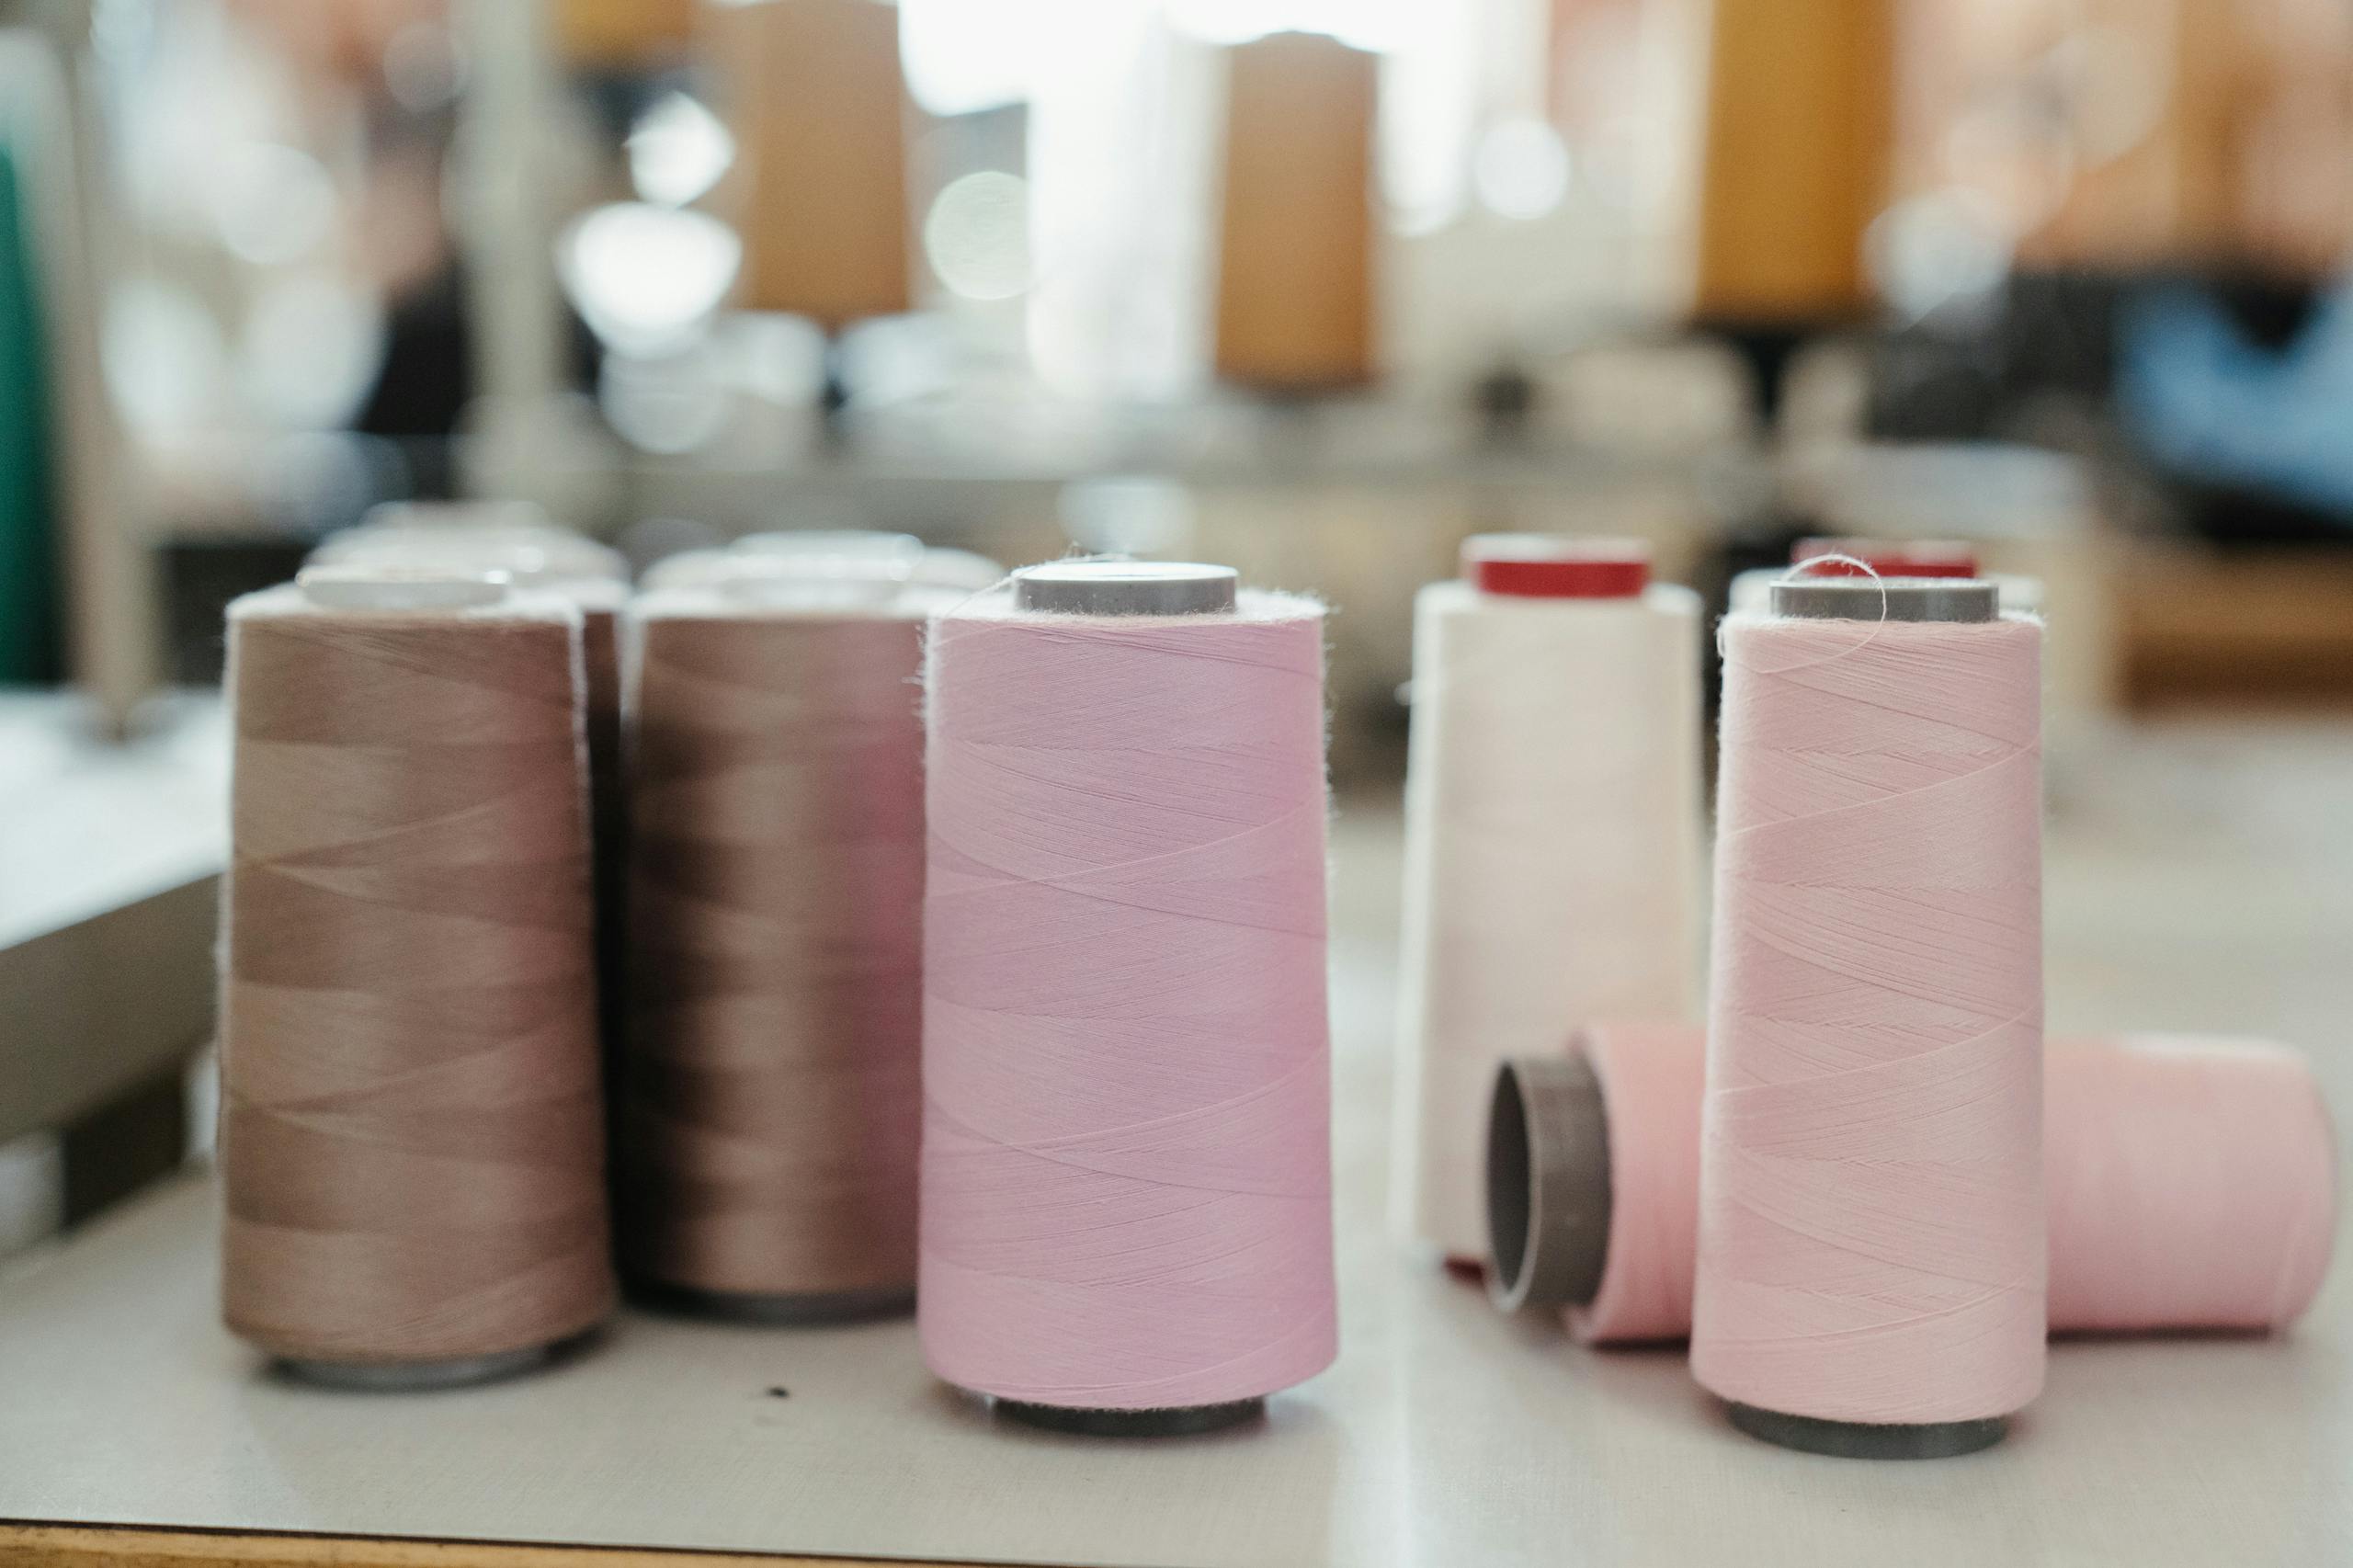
[278,1345,550,1392]
[1485,1055,1611,1312]
[630,1278,915,1327]
[995,1397,1265,1437]
[1012,561,1238,617]
[1727,1403,2008,1460]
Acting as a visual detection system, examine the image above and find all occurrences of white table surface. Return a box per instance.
[1,717,2348,1568]
[0,691,226,948]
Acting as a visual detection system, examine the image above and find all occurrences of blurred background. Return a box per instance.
[4,0,2351,1262]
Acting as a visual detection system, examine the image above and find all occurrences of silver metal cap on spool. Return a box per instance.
[1770,575,1999,624]
[1013,561,1238,617]
[1486,1056,1611,1313]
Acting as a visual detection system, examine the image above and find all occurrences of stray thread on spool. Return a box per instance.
[917,570,1338,1419]
[1693,585,2046,1436]
[620,574,941,1312]
[1495,1027,2337,1343]
[1395,538,1701,1262]
[219,570,613,1375]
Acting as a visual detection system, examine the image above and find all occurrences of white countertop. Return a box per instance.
[1,718,2347,1567]
[0,691,226,947]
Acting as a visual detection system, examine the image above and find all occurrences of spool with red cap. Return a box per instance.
[1790,537,1978,579]
[1397,533,1702,1264]
[1461,535,1652,599]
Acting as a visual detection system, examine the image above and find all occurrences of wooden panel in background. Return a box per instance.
[1213,32,1379,394]
[709,0,911,330]
[2120,546,2353,708]
[1693,0,1895,323]
[1996,0,2353,278]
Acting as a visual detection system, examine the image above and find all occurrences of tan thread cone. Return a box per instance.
[220,586,616,1366]
[621,592,929,1302]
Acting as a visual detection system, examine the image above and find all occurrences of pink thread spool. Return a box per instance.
[1695,574,2045,1459]
[1490,1028,2337,1344]
[919,561,1338,1437]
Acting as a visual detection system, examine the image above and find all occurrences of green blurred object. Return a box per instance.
[0,136,61,683]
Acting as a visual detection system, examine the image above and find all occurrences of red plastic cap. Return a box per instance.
[1792,537,1978,579]
[1462,536,1651,598]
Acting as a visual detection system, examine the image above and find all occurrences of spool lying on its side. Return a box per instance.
[1491,1027,2338,1346]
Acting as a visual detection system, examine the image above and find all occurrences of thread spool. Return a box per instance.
[709,0,910,330]
[1394,536,1702,1264]
[220,565,614,1387]
[1695,574,2042,1459]
[1493,1028,2337,1343]
[1212,31,1379,392]
[920,560,1337,1437]
[620,559,949,1321]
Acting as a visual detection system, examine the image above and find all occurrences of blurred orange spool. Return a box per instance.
[1213,31,1380,393]
[1694,0,1896,324]
[706,0,911,330]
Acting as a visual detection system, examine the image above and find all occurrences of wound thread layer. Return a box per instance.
[621,585,939,1301]
[1694,610,2047,1426]
[220,584,614,1366]
[917,588,1339,1411]
[1562,1024,2336,1344]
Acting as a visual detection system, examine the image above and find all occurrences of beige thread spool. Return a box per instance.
[621,554,947,1318]
[220,565,614,1387]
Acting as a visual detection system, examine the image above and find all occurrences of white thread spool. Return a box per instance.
[1393,537,1704,1263]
